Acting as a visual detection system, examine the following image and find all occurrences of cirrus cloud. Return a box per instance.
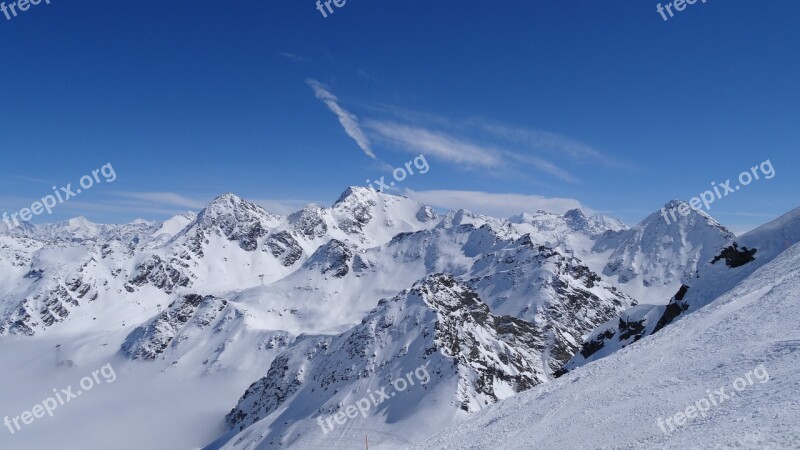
[365,120,575,181]
[306,79,376,159]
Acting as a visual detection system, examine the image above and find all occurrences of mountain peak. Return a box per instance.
[563,209,588,229]
[564,208,587,218]
[655,199,723,227]
[662,199,688,210]
[209,192,244,205]
[201,192,268,216]
[190,193,280,250]
[333,186,381,207]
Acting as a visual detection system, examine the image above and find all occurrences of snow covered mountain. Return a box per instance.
[566,205,800,372]
[592,200,734,303]
[0,215,160,244]
[0,188,441,338]
[416,240,800,449]
[211,275,551,449]
[1,188,792,450]
[205,244,635,448]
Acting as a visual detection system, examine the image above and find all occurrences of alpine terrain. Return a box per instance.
[0,188,796,449]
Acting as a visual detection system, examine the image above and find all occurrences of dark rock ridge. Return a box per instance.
[121,294,228,360]
[711,242,757,268]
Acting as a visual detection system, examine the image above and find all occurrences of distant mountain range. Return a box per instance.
[1,187,795,449]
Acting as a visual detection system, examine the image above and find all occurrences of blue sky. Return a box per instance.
[1,0,798,234]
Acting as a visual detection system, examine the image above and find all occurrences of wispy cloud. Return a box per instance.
[404,189,587,217]
[364,120,575,181]
[362,103,621,169]
[0,193,201,223]
[501,151,576,182]
[113,192,208,209]
[306,79,376,159]
[365,120,501,167]
[53,200,194,218]
[473,120,620,167]
[10,175,53,185]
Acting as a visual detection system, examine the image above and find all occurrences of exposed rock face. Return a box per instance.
[264,231,304,267]
[332,187,377,234]
[467,237,636,374]
[122,294,228,360]
[301,239,354,278]
[711,242,757,268]
[288,205,329,239]
[225,274,552,433]
[182,193,280,254]
[0,301,37,336]
[128,254,192,294]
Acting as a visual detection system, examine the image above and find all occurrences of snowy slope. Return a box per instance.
[566,206,800,371]
[415,241,800,449]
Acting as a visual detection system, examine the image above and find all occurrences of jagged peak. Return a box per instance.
[563,208,587,219]
[287,203,325,220]
[333,186,381,207]
[563,209,589,230]
[403,273,484,312]
[589,213,628,232]
[199,192,274,219]
[650,199,726,230]
[208,192,245,206]
[663,199,685,209]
